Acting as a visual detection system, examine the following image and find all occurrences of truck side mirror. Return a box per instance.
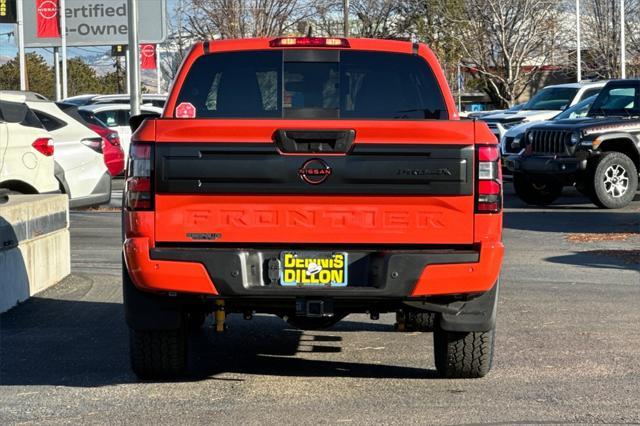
[130,112,160,132]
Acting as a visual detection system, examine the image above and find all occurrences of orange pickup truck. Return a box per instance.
[122,37,503,379]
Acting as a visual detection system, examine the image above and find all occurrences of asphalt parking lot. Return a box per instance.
[1,183,639,424]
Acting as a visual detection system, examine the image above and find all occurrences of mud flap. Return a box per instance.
[439,280,499,333]
[122,260,183,330]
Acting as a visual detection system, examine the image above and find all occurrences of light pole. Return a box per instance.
[576,0,581,82]
[60,0,68,99]
[16,0,26,90]
[54,48,61,100]
[156,45,162,94]
[343,0,349,37]
[620,0,626,79]
[127,0,141,116]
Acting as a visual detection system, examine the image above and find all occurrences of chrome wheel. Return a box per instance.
[603,164,629,198]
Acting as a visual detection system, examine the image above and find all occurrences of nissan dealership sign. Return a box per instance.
[22,0,167,47]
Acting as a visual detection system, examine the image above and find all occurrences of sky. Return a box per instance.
[0,0,178,62]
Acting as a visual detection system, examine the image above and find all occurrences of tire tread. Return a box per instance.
[130,327,187,379]
[586,152,638,209]
[434,328,494,378]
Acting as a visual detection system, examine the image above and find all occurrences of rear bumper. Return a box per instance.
[123,238,503,298]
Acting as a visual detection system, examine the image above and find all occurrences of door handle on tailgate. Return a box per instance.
[273,129,355,153]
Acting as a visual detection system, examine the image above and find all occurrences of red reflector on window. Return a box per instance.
[478,180,501,195]
[269,37,350,48]
[478,145,500,162]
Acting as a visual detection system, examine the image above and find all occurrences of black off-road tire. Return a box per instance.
[433,328,495,378]
[586,152,638,209]
[129,326,188,379]
[513,173,563,206]
[396,311,436,332]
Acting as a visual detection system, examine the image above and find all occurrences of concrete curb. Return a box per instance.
[0,194,70,313]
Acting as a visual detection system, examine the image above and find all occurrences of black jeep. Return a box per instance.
[506,80,640,209]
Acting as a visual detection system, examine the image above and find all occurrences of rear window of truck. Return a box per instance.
[175,50,448,120]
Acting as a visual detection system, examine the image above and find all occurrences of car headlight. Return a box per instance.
[502,120,524,130]
[512,135,522,150]
[569,132,580,146]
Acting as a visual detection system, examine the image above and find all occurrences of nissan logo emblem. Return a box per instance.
[38,0,58,19]
[298,159,332,185]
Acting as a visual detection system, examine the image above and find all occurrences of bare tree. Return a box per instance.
[629,0,640,52]
[312,0,343,36]
[405,0,467,90]
[445,0,562,108]
[571,0,640,79]
[629,1,640,76]
[160,0,191,83]
[182,0,317,39]
[581,0,622,78]
[350,0,407,38]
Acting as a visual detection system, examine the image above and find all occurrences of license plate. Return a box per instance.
[279,252,348,287]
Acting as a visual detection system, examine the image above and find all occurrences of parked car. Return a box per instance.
[58,103,125,176]
[501,94,598,156]
[506,79,640,209]
[0,93,58,194]
[483,81,606,145]
[79,103,162,167]
[122,37,504,380]
[465,103,525,119]
[1,91,112,208]
[63,94,167,109]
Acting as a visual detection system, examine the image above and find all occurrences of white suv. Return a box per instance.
[482,81,606,152]
[0,94,59,195]
[79,103,163,168]
[1,91,112,208]
[64,93,167,109]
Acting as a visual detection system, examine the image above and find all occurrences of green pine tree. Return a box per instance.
[0,53,55,99]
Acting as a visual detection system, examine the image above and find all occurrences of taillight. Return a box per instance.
[32,138,54,156]
[81,137,104,153]
[125,143,153,210]
[476,145,502,213]
[101,132,121,153]
[106,132,121,146]
[269,37,350,48]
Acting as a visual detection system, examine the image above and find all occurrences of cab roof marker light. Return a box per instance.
[269,37,350,48]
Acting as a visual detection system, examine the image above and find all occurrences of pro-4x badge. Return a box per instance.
[186,232,221,241]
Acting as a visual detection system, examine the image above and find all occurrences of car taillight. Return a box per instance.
[81,137,104,153]
[476,145,502,213]
[32,138,54,156]
[106,132,121,146]
[269,37,350,48]
[125,143,153,210]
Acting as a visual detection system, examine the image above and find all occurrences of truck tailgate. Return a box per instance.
[152,119,477,245]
